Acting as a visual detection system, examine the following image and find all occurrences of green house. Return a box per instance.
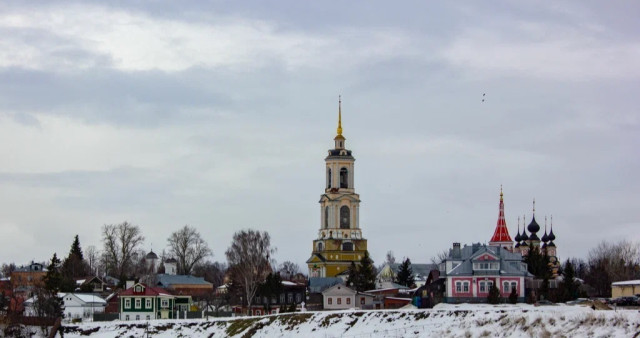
[119,283,190,320]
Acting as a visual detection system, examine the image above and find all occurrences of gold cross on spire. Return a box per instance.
[337,95,343,136]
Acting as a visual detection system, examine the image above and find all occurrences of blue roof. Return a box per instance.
[156,274,212,287]
[309,277,343,293]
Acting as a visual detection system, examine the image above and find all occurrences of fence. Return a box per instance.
[93,313,119,322]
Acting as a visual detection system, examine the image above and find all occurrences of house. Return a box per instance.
[24,293,106,319]
[322,284,374,310]
[307,277,343,310]
[439,242,533,303]
[119,283,191,321]
[230,280,307,316]
[10,262,47,298]
[156,274,213,298]
[376,263,438,288]
[611,280,640,298]
[76,276,106,293]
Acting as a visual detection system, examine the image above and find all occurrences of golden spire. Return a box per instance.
[337,95,343,136]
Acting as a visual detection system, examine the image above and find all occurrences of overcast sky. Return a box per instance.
[1,1,638,271]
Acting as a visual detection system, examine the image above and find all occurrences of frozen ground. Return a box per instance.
[55,304,640,337]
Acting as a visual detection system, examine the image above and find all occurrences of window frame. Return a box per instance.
[135,298,141,309]
[125,298,131,309]
[146,298,152,309]
[328,297,332,305]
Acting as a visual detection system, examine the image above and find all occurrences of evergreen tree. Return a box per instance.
[356,252,376,292]
[61,235,89,292]
[257,273,283,312]
[346,262,360,290]
[559,261,579,302]
[508,288,518,304]
[487,283,500,304]
[524,244,550,278]
[43,253,63,292]
[395,258,415,288]
[346,252,376,292]
[38,253,64,319]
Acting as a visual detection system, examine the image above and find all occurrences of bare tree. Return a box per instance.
[85,245,99,276]
[101,222,145,280]
[430,249,449,265]
[385,251,396,265]
[167,225,212,275]
[193,261,227,287]
[585,240,640,296]
[278,261,300,280]
[225,229,275,314]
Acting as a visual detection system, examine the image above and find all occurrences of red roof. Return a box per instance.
[489,193,513,244]
[119,283,173,297]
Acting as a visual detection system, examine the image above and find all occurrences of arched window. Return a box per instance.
[340,168,348,188]
[317,242,323,251]
[340,206,350,229]
[327,169,332,188]
[324,207,329,228]
[342,242,354,251]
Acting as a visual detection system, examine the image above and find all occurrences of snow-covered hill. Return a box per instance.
[62,304,640,338]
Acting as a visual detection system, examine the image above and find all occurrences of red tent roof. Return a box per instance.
[489,190,513,244]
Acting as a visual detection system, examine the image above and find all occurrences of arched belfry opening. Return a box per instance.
[327,169,332,188]
[340,206,350,229]
[340,168,348,188]
[324,207,329,228]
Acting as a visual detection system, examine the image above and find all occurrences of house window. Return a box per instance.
[511,282,517,291]
[360,297,365,305]
[136,315,140,320]
[161,299,169,308]
[337,298,341,305]
[479,281,486,293]
[328,297,332,305]
[146,315,150,320]
[503,282,510,293]
[280,294,285,303]
[347,298,351,305]
[135,299,141,309]
[288,293,293,304]
[455,282,462,292]
[146,299,152,308]
[125,299,131,309]
[463,282,469,292]
[125,315,129,320]
[296,293,301,303]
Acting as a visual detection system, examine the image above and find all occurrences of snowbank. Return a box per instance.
[60,305,640,338]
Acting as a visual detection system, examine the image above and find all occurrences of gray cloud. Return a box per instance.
[0,1,638,268]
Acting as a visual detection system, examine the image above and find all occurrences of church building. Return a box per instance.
[307,98,369,278]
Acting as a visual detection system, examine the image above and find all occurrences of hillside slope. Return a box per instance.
[63,304,640,338]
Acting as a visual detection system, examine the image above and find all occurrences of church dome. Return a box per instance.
[527,215,541,234]
[145,250,158,259]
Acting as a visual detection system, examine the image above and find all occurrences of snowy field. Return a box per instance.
[56,304,640,338]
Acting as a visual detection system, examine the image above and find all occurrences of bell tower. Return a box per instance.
[307,97,368,278]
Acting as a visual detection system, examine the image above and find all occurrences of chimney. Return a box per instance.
[452,242,461,259]
[126,280,135,290]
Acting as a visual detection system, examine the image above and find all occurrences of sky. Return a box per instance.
[0,1,638,272]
